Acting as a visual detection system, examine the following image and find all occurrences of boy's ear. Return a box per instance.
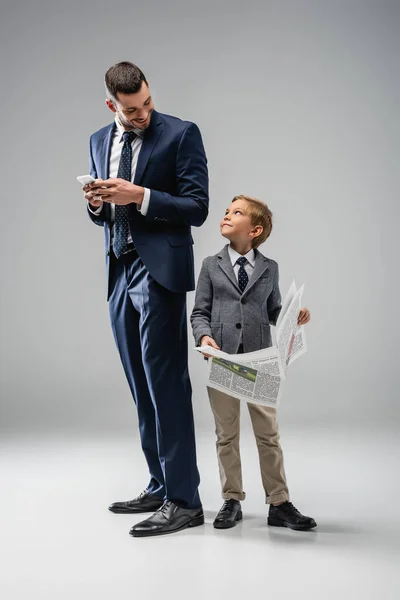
[251,225,263,240]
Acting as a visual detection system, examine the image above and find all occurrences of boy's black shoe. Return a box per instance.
[213,499,243,529]
[268,501,316,530]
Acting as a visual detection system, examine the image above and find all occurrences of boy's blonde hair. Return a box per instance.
[231,195,273,248]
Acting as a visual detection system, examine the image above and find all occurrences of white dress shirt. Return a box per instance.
[88,117,151,244]
[228,246,256,282]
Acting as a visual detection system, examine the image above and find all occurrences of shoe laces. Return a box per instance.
[159,500,173,515]
[279,501,299,514]
[221,499,239,512]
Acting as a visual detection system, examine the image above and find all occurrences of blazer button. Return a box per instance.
[106,251,110,257]
[240,298,246,304]
[236,323,242,329]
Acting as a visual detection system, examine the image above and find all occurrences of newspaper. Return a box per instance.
[194,280,307,408]
[276,282,307,376]
[276,280,297,330]
[195,345,284,408]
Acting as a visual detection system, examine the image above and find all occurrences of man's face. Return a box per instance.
[106,82,154,130]
[220,200,261,244]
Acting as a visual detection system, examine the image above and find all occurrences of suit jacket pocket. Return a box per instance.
[144,161,176,188]
[258,275,271,284]
[167,234,193,247]
[147,159,175,166]
[210,322,222,348]
[260,323,272,349]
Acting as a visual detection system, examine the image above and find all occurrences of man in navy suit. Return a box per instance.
[83,62,209,537]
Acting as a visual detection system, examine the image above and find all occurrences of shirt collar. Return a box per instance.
[114,116,144,141]
[228,245,256,267]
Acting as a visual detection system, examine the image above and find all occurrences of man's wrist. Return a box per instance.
[134,186,144,207]
[88,200,103,215]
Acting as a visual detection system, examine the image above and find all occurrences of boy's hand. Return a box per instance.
[200,335,220,359]
[298,307,311,326]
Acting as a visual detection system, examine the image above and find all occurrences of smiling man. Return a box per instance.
[83,61,209,537]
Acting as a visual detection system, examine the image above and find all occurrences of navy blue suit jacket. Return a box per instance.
[88,110,209,297]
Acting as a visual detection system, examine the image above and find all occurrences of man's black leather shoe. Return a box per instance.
[129,501,204,537]
[108,490,164,514]
[268,501,317,530]
[213,499,243,529]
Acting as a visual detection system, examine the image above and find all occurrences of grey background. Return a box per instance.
[1,3,400,599]
[0,0,399,435]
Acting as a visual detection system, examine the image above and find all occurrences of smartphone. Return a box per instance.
[77,174,95,186]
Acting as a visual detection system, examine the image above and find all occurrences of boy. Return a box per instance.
[190,196,316,530]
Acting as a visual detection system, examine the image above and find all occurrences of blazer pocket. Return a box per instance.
[167,234,194,247]
[258,275,271,284]
[210,322,222,348]
[260,323,272,348]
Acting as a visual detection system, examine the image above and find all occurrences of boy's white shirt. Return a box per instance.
[228,246,255,281]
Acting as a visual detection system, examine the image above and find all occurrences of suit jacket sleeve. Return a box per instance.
[145,123,209,227]
[267,262,282,326]
[190,259,214,346]
[87,136,106,227]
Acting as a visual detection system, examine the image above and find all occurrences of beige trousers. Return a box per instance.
[208,387,289,504]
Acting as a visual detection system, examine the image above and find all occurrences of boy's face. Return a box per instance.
[220,200,262,245]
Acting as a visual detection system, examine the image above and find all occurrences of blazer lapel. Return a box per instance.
[217,245,241,293]
[243,250,269,296]
[94,124,114,224]
[134,110,163,185]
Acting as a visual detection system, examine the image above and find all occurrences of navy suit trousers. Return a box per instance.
[108,250,201,509]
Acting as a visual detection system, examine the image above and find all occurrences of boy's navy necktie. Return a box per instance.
[236,256,249,293]
[113,130,136,258]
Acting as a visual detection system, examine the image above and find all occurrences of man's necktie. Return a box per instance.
[236,256,249,293]
[113,130,136,258]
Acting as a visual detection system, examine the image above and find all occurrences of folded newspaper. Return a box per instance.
[194,280,307,408]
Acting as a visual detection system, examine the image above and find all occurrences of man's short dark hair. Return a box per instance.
[105,62,147,100]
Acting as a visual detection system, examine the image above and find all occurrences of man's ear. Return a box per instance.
[105,99,117,114]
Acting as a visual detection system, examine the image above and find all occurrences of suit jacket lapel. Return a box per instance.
[217,245,241,293]
[99,123,115,180]
[94,124,114,223]
[134,110,163,185]
[243,250,269,296]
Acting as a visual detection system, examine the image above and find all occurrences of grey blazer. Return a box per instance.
[190,245,282,354]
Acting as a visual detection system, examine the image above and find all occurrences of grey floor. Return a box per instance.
[1,425,399,599]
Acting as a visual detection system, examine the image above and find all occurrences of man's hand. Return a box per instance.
[200,335,220,359]
[85,178,144,206]
[83,180,103,209]
[297,307,311,326]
